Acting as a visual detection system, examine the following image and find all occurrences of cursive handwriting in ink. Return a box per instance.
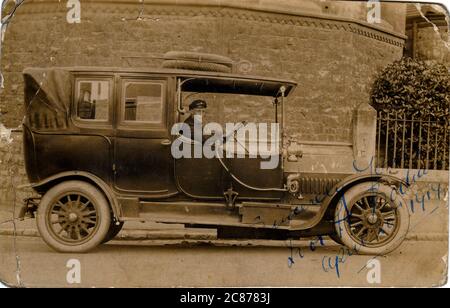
[322,246,359,278]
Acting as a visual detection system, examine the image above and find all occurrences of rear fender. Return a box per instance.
[30,171,121,220]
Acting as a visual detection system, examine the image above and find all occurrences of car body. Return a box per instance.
[20,66,410,254]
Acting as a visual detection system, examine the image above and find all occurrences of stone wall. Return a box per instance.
[0,0,406,134]
[0,0,407,210]
[416,25,450,66]
[0,132,34,219]
[405,3,450,67]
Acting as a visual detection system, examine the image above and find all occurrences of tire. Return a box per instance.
[164,51,233,66]
[102,220,124,243]
[162,60,232,73]
[334,182,410,255]
[162,51,234,73]
[36,181,111,253]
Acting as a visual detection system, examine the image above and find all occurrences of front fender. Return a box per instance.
[292,173,408,231]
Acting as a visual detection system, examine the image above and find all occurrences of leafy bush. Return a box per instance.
[370,58,450,170]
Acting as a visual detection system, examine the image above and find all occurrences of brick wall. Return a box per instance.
[0,0,406,210]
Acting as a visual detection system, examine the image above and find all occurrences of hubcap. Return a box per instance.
[47,193,99,244]
[367,213,378,225]
[68,212,79,223]
[345,194,400,248]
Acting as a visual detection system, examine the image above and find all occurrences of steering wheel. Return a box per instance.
[222,121,248,142]
[221,121,250,156]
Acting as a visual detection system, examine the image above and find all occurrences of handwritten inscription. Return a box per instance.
[287,155,447,280]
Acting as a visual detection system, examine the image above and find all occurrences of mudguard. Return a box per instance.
[29,171,121,220]
[292,173,409,231]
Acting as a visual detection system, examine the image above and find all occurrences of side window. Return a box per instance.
[76,79,111,122]
[122,81,165,125]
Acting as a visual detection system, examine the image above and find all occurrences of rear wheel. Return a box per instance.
[334,182,410,255]
[36,181,111,253]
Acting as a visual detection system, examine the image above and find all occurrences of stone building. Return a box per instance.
[0,0,407,167]
[405,3,450,66]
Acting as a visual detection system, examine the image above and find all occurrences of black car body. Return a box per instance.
[21,66,410,254]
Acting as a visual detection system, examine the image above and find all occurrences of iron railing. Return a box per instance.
[376,111,449,170]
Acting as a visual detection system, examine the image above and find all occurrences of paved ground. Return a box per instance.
[0,197,448,288]
[0,235,447,288]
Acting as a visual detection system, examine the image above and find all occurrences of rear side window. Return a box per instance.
[121,81,165,126]
[75,79,111,122]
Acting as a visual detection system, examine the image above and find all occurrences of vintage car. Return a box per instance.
[19,62,410,254]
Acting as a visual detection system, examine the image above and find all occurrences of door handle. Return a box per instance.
[161,139,172,146]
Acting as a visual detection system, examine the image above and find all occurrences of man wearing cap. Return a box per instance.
[181,99,208,141]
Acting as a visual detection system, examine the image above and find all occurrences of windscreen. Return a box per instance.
[180,92,281,156]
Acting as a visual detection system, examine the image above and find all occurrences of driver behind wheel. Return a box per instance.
[180,99,208,141]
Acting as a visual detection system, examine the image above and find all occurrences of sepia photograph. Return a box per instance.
[0,0,449,291]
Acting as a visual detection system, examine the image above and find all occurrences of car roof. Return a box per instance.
[24,66,297,97]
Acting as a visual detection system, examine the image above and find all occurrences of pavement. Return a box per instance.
[0,201,448,287]
[0,235,447,288]
[0,214,447,242]
[0,217,217,241]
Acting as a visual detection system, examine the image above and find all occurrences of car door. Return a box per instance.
[217,128,283,200]
[174,142,229,199]
[113,76,176,195]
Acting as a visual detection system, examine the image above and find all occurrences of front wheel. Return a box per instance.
[334,182,410,255]
[36,181,111,253]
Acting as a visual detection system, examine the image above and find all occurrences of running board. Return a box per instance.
[119,199,322,230]
[140,201,241,227]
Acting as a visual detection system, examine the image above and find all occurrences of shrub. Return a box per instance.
[370,58,450,170]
